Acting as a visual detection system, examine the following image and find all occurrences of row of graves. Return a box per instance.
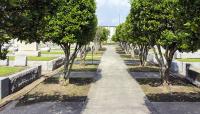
[0,41,65,99]
[0,40,105,101]
[147,49,200,86]
[117,45,200,103]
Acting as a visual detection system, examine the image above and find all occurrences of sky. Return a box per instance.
[96,0,131,26]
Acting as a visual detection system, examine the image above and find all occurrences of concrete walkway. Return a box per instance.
[82,45,155,114]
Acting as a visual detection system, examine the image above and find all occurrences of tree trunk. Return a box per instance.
[61,43,81,80]
[62,45,70,80]
[138,44,148,66]
[80,45,88,66]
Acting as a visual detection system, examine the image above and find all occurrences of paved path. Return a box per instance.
[82,45,155,114]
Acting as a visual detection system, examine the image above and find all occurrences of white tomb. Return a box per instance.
[15,42,40,56]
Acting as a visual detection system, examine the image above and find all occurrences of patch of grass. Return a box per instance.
[76,53,102,61]
[128,66,160,72]
[120,54,132,60]
[9,56,56,61]
[0,66,24,77]
[18,76,90,105]
[41,51,64,54]
[71,64,98,72]
[28,56,56,61]
[177,58,200,62]
[9,56,14,60]
[137,76,200,102]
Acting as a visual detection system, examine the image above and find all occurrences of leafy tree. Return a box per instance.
[0,0,55,60]
[129,0,200,84]
[94,27,109,50]
[0,1,17,60]
[115,14,149,66]
[45,0,97,79]
[0,32,10,60]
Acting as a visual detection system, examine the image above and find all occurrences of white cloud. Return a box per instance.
[96,0,130,26]
[108,0,130,8]
[96,0,130,8]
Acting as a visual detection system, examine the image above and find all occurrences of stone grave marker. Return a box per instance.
[14,55,27,66]
[15,42,40,56]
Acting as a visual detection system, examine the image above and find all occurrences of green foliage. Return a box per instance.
[1,0,56,43]
[96,27,110,42]
[0,0,56,60]
[116,0,200,83]
[44,0,97,79]
[0,33,10,60]
[45,0,97,46]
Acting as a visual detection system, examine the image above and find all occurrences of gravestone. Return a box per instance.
[14,55,27,66]
[0,77,10,99]
[15,42,40,56]
[175,51,200,59]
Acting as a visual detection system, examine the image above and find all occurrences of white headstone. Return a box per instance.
[15,42,40,56]
[14,55,27,66]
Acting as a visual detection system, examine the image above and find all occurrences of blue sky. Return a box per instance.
[96,0,131,26]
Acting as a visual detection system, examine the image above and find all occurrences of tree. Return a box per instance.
[94,27,109,50]
[45,0,97,80]
[0,0,55,60]
[128,0,200,84]
[0,1,19,60]
[114,13,150,66]
[0,32,10,60]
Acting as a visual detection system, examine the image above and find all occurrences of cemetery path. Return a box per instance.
[0,45,157,114]
[82,45,156,114]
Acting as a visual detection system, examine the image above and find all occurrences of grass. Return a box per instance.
[120,54,133,60]
[177,58,200,62]
[18,76,91,105]
[137,76,200,102]
[9,56,56,61]
[76,53,103,61]
[0,66,24,77]
[41,51,64,54]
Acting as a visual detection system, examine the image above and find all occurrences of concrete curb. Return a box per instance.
[0,66,63,108]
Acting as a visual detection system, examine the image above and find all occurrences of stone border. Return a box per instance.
[74,60,100,65]
[0,66,63,108]
[187,67,200,87]
[130,72,160,79]
[28,56,64,71]
[48,56,64,71]
[0,66,41,99]
[9,66,42,93]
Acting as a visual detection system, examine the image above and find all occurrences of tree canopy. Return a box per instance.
[115,0,200,84]
[45,0,97,79]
